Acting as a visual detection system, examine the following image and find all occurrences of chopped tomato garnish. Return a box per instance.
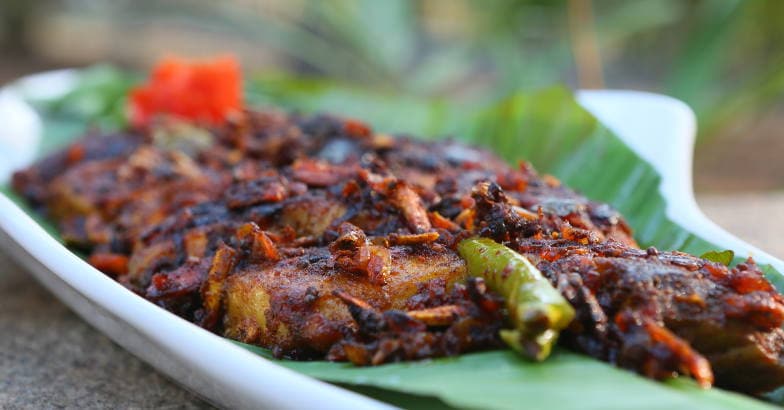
[129,56,243,127]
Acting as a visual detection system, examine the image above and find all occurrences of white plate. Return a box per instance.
[1,71,782,409]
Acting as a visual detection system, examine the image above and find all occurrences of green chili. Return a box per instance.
[457,237,575,361]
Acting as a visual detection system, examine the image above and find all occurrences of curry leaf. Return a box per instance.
[700,249,735,266]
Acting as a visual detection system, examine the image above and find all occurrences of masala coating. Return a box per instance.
[469,180,784,392]
[12,109,784,394]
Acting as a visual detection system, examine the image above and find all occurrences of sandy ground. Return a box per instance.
[0,251,211,409]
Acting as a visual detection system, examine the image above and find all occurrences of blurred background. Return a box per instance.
[1,0,783,253]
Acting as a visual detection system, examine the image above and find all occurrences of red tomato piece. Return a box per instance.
[129,55,243,127]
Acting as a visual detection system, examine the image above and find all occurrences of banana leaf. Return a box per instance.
[3,66,782,409]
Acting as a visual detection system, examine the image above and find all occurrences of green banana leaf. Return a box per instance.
[3,66,782,409]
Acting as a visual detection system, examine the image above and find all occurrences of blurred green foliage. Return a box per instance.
[25,0,784,142]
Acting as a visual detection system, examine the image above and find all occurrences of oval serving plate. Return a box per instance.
[1,71,783,409]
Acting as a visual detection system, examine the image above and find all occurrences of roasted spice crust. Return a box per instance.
[13,110,784,394]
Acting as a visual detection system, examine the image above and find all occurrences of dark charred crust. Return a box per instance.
[329,279,504,365]
[13,109,784,394]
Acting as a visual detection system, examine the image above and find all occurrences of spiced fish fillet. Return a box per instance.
[13,109,784,394]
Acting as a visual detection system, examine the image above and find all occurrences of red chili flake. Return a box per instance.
[343,119,372,138]
[129,56,243,127]
[65,143,85,165]
[730,270,773,294]
[151,273,170,291]
[88,252,129,277]
[496,171,528,192]
[703,262,728,280]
